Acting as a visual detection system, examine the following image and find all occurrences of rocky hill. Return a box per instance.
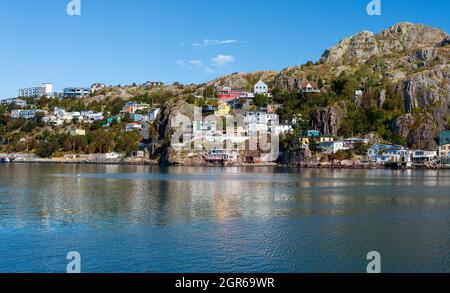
[206,22,450,150]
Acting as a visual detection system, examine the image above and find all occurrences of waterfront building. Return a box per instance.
[19,83,53,98]
[344,137,369,149]
[438,131,450,161]
[439,130,450,145]
[412,150,437,163]
[205,149,240,164]
[438,144,450,158]
[319,141,346,154]
[367,144,410,163]
[63,87,90,99]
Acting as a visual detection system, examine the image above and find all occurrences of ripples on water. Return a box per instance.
[0,164,449,272]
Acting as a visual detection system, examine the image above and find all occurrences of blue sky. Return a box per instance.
[0,0,449,98]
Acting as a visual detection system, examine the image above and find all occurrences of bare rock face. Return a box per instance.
[171,154,207,166]
[320,31,378,65]
[415,47,437,62]
[364,133,383,145]
[377,89,386,108]
[400,65,450,113]
[278,149,312,165]
[272,73,299,93]
[378,22,447,52]
[391,114,440,150]
[209,73,249,89]
[320,22,448,66]
[439,36,450,47]
[406,123,439,150]
[150,99,194,164]
[391,114,415,139]
[310,107,343,136]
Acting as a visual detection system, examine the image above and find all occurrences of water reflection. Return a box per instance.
[0,164,449,272]
[1,165,450,229]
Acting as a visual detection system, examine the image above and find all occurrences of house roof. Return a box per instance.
[255,80,267,86]
[298,80,318,89]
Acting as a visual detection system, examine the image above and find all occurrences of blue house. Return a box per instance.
[439,130,450,145]
[301,130,320,137]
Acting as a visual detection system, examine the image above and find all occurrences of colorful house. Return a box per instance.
[215,101,231,117]
[298,80,320,94]
[438,131,450,159]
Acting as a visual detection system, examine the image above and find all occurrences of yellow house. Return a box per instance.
[439,144,450,158]
[215,101,231,117]
[300,136,334,145]
[300,137,310,145]
[318,137,334,143]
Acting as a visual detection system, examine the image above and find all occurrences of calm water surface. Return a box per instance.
[0,164,449,272]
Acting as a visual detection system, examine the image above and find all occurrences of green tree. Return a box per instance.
[36,135,61,158]
[253,94,268,108]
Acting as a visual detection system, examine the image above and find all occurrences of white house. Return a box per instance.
[319,141,346,154]
[254,80,269,95]
[344,137,369,149]
[2,98,27,107]
[11,109,38,119]
[244,111,278,125]
[81,111,104,123]
[272,124,292,135]
[412,150,437,163]
[125,122,143,132]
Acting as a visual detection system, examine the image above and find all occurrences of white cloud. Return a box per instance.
[188,60,203,66]
[177,59,215,73]
[211,55,235,66]
[182,39,243,48]
[177,54,235,73]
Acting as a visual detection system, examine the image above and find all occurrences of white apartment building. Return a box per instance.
[19,83,53,98]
